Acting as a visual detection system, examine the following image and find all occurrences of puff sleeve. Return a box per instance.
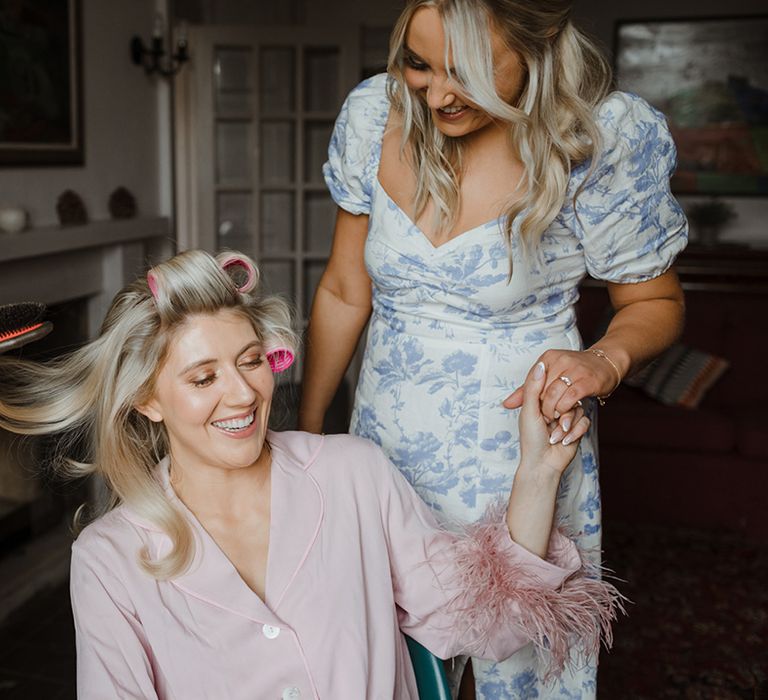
[322,73,390,216]
[570,92,688,283]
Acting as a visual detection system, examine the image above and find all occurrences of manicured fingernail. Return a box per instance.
[549,433,559,445]
[534,361,545,379]
[562,435,573,446]
[553,410,560,420]
[562,418,571,432]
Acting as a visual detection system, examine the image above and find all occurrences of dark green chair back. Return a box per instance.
[405,636,451,700]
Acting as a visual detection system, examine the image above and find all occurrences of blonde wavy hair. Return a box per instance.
[387,0,613,259]
[0,250,297,580]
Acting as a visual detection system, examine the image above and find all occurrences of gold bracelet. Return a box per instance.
[588,347,622,406]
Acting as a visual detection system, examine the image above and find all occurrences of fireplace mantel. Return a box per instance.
[0,216,173,337]
[0,217,171,265]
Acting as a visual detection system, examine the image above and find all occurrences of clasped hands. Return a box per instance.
[506,348,624,445]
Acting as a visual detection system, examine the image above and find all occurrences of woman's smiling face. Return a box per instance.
[138,309,273,475]
[402,6,526,137]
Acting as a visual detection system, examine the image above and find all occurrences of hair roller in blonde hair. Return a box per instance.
[0,247,299,582]
[146,271,160,300]
[218,252,258,293]
[264,345,295,373]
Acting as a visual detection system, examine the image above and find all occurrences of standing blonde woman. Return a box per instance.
[299,0,687,696]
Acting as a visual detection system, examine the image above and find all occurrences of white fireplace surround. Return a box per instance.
[0,217,172,623]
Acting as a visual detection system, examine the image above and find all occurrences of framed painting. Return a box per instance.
[615,15,768,195]
[0,0,84,166]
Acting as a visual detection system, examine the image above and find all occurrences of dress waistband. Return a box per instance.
[371,301,579,345]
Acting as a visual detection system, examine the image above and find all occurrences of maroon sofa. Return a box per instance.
[577,272,768,543]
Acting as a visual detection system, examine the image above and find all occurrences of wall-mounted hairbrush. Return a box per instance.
[0,302,54,354]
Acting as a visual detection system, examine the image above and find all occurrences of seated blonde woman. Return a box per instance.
[0,250,620,699]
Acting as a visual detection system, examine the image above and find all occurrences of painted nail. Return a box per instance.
[549,434,560,445]
[534,361,545,379]
[553,410,560,420]
[562,418,571,432]
[562,435,573,446]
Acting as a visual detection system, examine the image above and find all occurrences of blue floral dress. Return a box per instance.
[323,74,687,699]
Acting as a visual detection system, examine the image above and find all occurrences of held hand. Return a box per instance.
[504,349,622,421]
[505,361,590,557]
[518,361,590,477]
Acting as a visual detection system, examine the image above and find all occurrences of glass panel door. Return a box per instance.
[177,26,359,384]
[214,46,254,253]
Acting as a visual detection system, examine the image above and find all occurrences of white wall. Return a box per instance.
[175,0,402,27]
[304,0,402,27]
[0,0,166,228]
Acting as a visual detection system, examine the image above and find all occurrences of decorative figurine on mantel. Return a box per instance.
[0,206,28,233]
[108,187,137,219]
[687,198,737,247]
[56,190,89,226]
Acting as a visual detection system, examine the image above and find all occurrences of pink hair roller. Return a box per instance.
[220,255,257,293]
[266,346,295,373]
[147,271,159,300]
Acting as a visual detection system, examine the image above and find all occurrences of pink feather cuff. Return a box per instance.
[444,521,626,682]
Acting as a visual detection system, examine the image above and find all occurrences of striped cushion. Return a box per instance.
[625,344,730,409]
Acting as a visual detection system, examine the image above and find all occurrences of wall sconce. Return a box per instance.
[130,12,188,78]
